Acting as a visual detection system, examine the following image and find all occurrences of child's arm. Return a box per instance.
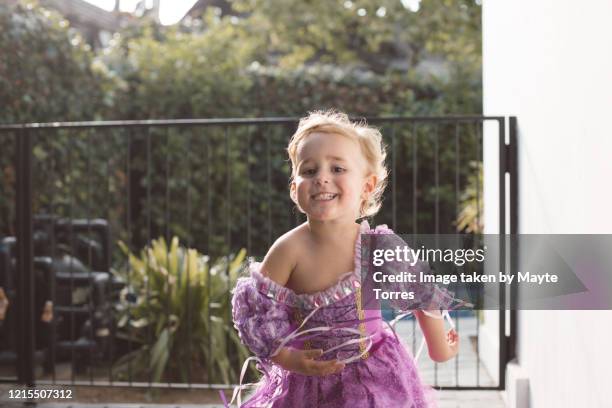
[415,310,459,363]
[259,235,296,286]
[232,235,345,376]
[271,347,345,376]
[365,230,459,362]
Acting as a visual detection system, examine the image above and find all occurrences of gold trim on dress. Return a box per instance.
[293,308,311,350]
[355,286,370,360]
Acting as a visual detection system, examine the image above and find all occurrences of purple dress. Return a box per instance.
[231,221,454,408]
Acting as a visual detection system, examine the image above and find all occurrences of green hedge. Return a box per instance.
[1,0,482,253]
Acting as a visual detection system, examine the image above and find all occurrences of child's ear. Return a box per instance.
[290,182,306,214]
[362,174,377,198]
[290,181,298,204]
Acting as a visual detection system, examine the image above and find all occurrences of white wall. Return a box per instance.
[482,0,612,407]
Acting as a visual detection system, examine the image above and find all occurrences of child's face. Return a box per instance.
[291,132,375,222]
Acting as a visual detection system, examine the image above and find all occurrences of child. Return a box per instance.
[230,111,460,407]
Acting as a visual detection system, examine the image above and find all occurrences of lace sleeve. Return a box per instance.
[364,225,455,312]
[231,275,293,359]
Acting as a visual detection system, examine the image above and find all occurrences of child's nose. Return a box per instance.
[315,173,330,185]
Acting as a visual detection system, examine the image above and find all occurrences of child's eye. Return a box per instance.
[332,166,346,173]
[302,168,316,176]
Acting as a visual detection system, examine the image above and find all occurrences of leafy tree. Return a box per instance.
[1,0,484,252]
[99,12,258,119]
[0,2,114,124]
[232,0,481,77]
[102,0,482,118]
[0,2,119,238]
[93,0,483,251]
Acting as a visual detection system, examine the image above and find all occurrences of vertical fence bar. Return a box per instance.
[412,122,418,236]
[454,122,460,387]
[391,124,397,230]
[246,126,252,256]
[435,124,440,236]
[126,128,133,385]
[266,130,272,247]
[68,131,76,384]
[15,127,35,386]
[498,117,507,390]
[106,129,115,385]
[434,123,440,386]
[508,116,518,363]
[206,130,212,384]
[164,127,170,387]
[411,121,417,355]
[509,117,518,236]
[225,125,232,385]
[186,128,192,387]
[165,128,170,245]
[49,129,58,384]
[475,120,481,387]
[86,129,95,384]
[146,126,153,388]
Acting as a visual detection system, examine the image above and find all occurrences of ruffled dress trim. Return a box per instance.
[249,220,382,309]
[247,220,454,311]
[251,267,361,309]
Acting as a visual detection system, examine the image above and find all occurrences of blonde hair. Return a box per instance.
[287,110,388,218]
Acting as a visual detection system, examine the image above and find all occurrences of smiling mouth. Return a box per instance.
[312,193,338,201]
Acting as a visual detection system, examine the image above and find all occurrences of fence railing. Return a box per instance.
[0,116,511,391]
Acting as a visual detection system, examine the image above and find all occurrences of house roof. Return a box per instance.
[40,0,120,32]
[184,0,236,19]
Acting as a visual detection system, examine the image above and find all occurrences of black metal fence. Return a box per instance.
[0,116,517,391]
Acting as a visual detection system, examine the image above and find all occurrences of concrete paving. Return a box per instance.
[1,392,507,408]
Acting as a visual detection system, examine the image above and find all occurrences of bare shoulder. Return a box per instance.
[260,224,308,286]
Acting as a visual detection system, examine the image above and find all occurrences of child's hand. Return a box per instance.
[446,329,459,358]
[271,347,345,376]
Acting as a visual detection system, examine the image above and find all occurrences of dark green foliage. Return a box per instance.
[113,237,251,383]
[0,0,483,248]
[0,3,111,124]
[0,1,116,237]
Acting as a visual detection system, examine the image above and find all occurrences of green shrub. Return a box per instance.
[112,236,250,384]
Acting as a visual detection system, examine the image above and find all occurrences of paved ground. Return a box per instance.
[0,390,507,407]
[1,384,507,407]
[438,390,506,407]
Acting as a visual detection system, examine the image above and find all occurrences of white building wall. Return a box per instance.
[482,1,612,407]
